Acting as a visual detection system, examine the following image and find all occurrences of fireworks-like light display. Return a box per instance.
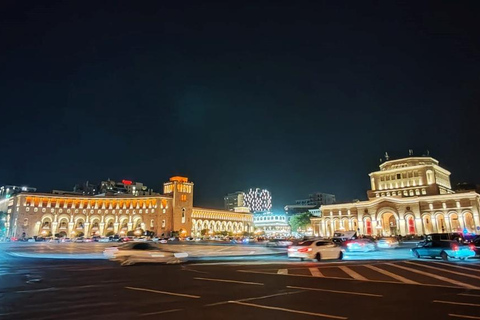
[243,188,272,213]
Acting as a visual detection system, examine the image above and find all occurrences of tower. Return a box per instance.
[163,176,194,236]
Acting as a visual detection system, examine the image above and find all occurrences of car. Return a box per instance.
[61,238,72,243]
[411,240,476,260]
[74,237,85,243]
[472,237,480,256]
[266,239,293,247]
[103,242,188,266]
[344,239,376,252]
[288,240,343,261]
[332,231,357,244]
[98,237,110,243]
[27,238,36,242]
[377,238,399,249]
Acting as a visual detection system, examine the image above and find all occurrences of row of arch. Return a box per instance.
[191,219,252,236]
[319,211,477,237]
[26,214,152,237]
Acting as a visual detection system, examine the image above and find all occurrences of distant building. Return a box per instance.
[100,179,156,196]
[284,192,335,216]
[295,192,336,206]
[284,204,317,216]
[243,188,272,213]
[253,212,290,236]
[224,191,245,211]
[0,185,36,199]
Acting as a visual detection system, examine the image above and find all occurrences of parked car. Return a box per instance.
[103,242,188,266]
[411,240,476,260]
[377,238,399,249]
[288,240,343,261]
[344,239,376,252]
[98,237,110,243]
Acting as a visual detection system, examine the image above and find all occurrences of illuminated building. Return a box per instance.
[224,191,245,211]
[5,176,253,239]
[243,188,272,213]
[295,193,336,206]
[253,212,290,236]
[1,185,37,199]
[311,155,480,237]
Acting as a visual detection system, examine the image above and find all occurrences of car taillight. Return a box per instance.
[469,244,475,250]
[452,244,459,251]
[298,247,312,253]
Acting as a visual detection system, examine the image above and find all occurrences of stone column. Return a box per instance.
[399,218,406,236]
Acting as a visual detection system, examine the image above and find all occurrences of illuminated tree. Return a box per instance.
[243,188,272,213]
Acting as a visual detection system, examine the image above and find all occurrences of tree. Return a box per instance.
[289,212,313,233]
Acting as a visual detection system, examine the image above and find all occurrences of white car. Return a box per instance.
[98,237,110,243]
[377,238,399,249]
[288,240,343,261]
[103,242,188,266]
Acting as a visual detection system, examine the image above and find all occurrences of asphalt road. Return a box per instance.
[1,247,480,320]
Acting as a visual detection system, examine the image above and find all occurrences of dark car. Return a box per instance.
[416,233,463,247]
[411,240,475,261]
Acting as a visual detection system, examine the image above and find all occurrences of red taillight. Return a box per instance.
[298,247,312,253]
[469,244,475,250]
[452,244,459,251]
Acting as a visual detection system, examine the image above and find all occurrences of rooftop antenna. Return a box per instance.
[409,149,413,156]
[384,152,390,161]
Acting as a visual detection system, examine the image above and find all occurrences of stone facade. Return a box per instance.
[5,176,253,238]
[311,157,480,237]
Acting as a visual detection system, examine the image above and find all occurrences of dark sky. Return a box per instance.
[1,1,479,210]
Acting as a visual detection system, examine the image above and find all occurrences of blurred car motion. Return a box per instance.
[288,240,343,261]
[103,242,188,266]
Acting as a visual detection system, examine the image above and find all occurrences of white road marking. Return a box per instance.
[237,269,468,289]
[286,285,382,297]
[364,265,418,284]
[194,277,264,286]
[204,290,305,307]
[386,263,480,289]
[431,262,480,273]
[125,286,200,299]
[449,314,480,319]
[228,301,348,319]
[141,309,183,316]
[277,269,288,274]
[238,290,304,302]
[309,267,324,277]
[434,300,480,307]
[15,287,59,293]
[405,261,480,280]
[339,266,368,281]
[459,293,480,298]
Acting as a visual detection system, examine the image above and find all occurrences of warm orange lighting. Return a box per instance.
[169,176,188,183]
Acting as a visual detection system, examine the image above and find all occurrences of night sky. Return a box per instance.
[1,1,479,210]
